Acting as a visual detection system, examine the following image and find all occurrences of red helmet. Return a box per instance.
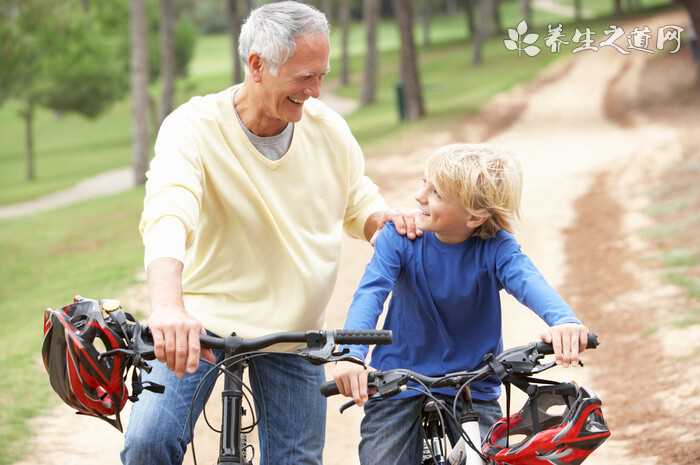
[482,382,610,465]
[42,296,131,431]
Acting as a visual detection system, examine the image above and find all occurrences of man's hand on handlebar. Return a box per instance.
[147,306,216,378]
[330,360,373,407]
[540,323,589,368]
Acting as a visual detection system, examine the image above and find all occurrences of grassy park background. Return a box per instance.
[0,0,692,463]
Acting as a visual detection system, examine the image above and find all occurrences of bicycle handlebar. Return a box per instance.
[320,333,600,398]
[534,332,599,355]
[126,324,393,359]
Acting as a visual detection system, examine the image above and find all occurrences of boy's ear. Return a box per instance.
[466,210,490,229]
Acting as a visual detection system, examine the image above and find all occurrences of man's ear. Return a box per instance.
[466,210,490,229]
[248,53,264,82]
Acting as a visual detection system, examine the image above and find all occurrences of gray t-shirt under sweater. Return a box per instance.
[232,93,294,161]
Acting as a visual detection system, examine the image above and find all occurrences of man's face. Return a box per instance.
[258,33,330,124]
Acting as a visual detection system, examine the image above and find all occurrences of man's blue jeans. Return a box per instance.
[359,395,502,465]
[121,352,326,465]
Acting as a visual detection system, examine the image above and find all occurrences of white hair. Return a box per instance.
[238,1,329,76]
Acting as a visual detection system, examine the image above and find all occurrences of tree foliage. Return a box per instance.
[0,0,128,115]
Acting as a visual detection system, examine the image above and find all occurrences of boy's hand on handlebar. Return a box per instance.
[541,323,589,368]
[148,306,215,378]
[330,361,372,406]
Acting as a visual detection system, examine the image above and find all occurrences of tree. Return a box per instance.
[613,0,622,17]
[339,0,352,86]
[226,0,243,84]
[361,0,379,106]
[521,0,532,24]
[131,0,150,185]
[392,0,426,120]
[473,0,498,65]
[0,0,128,181]
[420,0,432,47]
[463,0,475,40]
[322,0,334,22]
[679,0,700,86]
[574,0,582,21]
[159,0,176,125]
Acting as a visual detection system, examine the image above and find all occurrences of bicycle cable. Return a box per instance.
[188,351,272,465]
[450,377,490,462]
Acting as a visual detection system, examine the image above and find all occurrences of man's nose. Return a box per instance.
[305,78,322,99]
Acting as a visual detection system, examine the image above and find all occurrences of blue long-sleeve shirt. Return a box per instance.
[343,223,580,400]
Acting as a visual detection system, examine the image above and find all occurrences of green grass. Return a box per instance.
[659,249,700,268]
[665,273,700,300]
[0,188,145,465]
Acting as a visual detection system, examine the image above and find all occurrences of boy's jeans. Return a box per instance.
[121,352,326,465]
[359,394,503,465]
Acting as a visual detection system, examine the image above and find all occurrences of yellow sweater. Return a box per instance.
[140,86,387,338]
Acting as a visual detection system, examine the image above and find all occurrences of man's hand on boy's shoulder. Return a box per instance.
[540,323,589,368]
[367,209,423,246]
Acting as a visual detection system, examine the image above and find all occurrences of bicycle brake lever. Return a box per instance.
[529,360,557,374]
[296,331,337,365]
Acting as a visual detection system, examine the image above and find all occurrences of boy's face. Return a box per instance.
[414,178,476,244]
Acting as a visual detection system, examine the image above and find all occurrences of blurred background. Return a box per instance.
[1,0,699,464]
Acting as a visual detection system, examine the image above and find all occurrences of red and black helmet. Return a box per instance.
[482,382,610,465]
[42,296,131,431]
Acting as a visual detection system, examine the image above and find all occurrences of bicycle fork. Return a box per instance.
[446,411,485,465]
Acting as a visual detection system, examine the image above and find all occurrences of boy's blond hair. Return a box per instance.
[425,144,522,239]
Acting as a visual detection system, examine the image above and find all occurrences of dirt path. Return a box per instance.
[15,8,693,465]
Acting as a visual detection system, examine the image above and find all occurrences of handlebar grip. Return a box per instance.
[320,380,340,397]
[535,332,599,354]
[333,329,392,345]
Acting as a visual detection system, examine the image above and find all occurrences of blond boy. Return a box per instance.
[332,144,589,465]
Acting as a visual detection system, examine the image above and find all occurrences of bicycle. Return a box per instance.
[319,334,610,465]
[42,296,393,465]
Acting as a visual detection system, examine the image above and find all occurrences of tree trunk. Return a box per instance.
[340,0,351,86]
[574,0,582,21]
[446,0,458,14]
[421,0,431,47]
[463,0,475,40]
[493,0,502,33]
[679,0,700,86]
[227,0,243,84]
[613,0,622,17]
[131,0,150,185]
[322,0,334,22]
[159,0,175,125]
[473,0,497,65]
[361,0,379,106]
[22,104,35,181]
[392,0,425,120]
[521,0,531,24]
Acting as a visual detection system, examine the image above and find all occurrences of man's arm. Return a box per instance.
[146,258,212,378]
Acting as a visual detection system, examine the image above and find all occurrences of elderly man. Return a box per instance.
[121,2,418,465]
